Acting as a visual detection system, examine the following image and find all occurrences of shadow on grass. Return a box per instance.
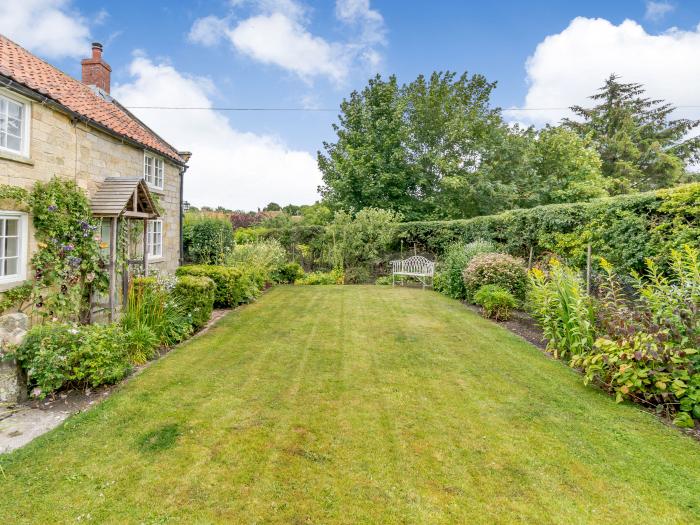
[136,423,182,453]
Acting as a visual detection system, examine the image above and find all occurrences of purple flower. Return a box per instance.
[47,205,57,212]
[67,256,82,267]
[62,243,75,252]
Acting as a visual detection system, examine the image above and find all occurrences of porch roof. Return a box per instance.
[90,177,160,218]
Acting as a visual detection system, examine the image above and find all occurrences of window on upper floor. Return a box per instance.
[0,212,28,284]
[143,152,164,190]
[0,92,30,157]
[146,219,163,259]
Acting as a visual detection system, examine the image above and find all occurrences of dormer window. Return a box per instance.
[0,92,30,157]
[143,152,164,190]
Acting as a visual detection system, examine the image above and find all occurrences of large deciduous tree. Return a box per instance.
[564,74,700,194]
[318,76,416,217]
[318,72,502,220]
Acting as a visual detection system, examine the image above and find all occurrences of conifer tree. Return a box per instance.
[565,74,700,193]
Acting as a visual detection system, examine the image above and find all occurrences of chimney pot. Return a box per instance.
[82,42,111,94]
[91,42,103,59]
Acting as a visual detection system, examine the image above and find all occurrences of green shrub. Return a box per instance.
[173,275,216,330]
[226,239,287,283]
[183,217,234,264]
[473,285,517,321]
[295,269,344,285]
[570,245,700,425]
[434,239,497,299]
[528,260,596,359]
[176,265,262,307]
[71,324,131,387]
[463,253,529,301]
[14,323,131,398]
[375,275,392,285]
[276,262,304,284]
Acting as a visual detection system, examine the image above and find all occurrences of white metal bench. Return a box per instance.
[390,255,435,289]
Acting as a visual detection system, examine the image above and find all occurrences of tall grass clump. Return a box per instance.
[121,277,192,352]
[528,260,596,359]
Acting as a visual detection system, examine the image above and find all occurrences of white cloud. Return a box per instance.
[112,56,322,210]
[507,17,700,125]
[188,15,230,47]
[645,1,675,22]
[0,0,91,58]
[188,0,385,82]
[335,0,386,46]
[230,13,348,82]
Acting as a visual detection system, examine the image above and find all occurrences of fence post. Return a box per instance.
[586,242,592,294]
[528,246,534,270]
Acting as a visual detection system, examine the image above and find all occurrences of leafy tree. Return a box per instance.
[528,126,608,205]
[318,72,505,220]
[299,202,333,225]
[403,71,503,218]
[264,202,282,211]
[452,125,607,214]
[565,74,700,194]
[318,75,416,218]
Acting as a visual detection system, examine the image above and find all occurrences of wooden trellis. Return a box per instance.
[90,177,159,321]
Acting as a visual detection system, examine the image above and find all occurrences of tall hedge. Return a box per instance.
[394,183,699,273]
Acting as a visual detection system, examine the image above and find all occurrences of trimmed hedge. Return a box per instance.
[176,265,261,308]
[394,183,700,273]
[173,275,216,330]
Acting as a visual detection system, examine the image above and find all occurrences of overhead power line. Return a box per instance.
[124,105,700,112]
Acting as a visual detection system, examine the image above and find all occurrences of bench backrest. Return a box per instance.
[390,255,435,276]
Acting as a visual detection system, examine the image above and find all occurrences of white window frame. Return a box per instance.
[0,90,31,158]
[143,152,164,190]
[146,219,163,259]
[0,211,28,285]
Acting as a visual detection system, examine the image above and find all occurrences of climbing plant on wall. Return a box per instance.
[0,178,108,322]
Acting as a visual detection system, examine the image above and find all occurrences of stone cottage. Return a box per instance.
[0,36,191,401]
[0,35,190,291]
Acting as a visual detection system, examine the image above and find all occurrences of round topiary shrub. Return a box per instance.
[462,252,529,302]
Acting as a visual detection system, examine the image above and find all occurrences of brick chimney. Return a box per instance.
[81,42,111,94]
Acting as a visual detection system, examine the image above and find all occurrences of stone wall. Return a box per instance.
[0,87,183,285]
[0,313,28,404]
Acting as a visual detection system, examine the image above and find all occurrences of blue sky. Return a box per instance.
[2,1,700,209]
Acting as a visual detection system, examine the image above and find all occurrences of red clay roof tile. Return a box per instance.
[0,34,184,164]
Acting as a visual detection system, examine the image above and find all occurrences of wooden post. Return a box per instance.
[108,216,118,322]
[143,218,149,276]
[586,242,592,294]
[528,246,534,270]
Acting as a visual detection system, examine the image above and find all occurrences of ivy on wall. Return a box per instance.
[0,178,108,322]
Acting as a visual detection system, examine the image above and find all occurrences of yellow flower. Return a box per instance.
[99,242,108,249]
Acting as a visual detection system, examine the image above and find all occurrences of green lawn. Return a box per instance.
[1,286,699,524]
